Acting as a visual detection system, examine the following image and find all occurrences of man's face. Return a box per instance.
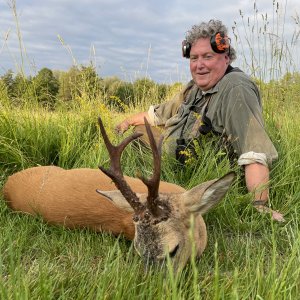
[189,38,230,91]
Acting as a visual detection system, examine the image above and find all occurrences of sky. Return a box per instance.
[0,0,299,83]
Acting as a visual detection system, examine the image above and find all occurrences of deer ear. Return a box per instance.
[96,190,136,212]
[183,172,235,215]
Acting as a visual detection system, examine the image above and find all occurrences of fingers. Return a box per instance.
[254,205,285,222]
[271,210,285,222]
[115,121,130,135]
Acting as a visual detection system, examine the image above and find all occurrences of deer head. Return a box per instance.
[96,117,235,269]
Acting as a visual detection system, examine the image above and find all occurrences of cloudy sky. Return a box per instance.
[0,0,299,83]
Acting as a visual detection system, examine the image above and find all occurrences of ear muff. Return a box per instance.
[210,32,230,53]
[182,32,230,58]
[182,40,191,58]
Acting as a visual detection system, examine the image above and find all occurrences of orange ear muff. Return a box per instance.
[182,32,230,59]
[210,32,230,53]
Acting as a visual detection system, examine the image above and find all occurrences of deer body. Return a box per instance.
[3,165,185,240]
[2,117,235,269]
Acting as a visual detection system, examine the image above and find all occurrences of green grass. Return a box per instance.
[1,1,300,298]
[1,88,300,299]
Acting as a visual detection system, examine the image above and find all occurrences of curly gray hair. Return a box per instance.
[185,19,236,62]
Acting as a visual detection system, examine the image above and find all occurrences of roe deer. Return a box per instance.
[2,117,235,269]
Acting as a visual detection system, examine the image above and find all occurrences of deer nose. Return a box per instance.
[142,253,159,265]
[142,255,166,271]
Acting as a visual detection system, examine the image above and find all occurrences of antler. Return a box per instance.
[137,118,164,217]
[98,116,170,223]
[98,117,144,213]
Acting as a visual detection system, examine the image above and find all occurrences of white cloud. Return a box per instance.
[0,0,299,82]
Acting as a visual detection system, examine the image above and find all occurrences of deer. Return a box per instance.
[2,116,235,270]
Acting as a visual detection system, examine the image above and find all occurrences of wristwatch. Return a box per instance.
[252,200,268,206]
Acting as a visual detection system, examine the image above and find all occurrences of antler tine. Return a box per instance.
[97,117,144,212]
[138,118,164,214]
[98,117,143,173]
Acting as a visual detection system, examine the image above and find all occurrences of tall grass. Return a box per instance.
[1,1,300,299]
[233,0,299,81]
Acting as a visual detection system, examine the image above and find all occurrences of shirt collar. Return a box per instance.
[200,84,219,95]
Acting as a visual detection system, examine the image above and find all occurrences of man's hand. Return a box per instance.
[115,120,130,135]
[254,203,285,222]
[114,112,149,135]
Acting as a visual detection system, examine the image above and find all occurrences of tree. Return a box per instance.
[0,70,33,106]
[0,78,10,108]
[1,70,14,98]
[57,65,101,104]
[33,68,59,108]
[79,65,101,100]
[57,67,80,103]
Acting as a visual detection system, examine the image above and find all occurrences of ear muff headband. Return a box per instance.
[182,32,230,58]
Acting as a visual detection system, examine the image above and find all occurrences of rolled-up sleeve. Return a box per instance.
[147,105,159,126]
[237,151,268,167]
[147,87,188,126]
[147,100,178,126]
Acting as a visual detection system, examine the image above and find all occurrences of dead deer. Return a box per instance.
[2,117,235,269]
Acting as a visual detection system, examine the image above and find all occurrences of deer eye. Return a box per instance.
[169,244,179,258]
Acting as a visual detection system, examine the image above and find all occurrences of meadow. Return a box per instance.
[1,2,300,299]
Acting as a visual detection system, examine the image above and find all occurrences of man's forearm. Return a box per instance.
[126,112,150,126]
[244,163,270,202]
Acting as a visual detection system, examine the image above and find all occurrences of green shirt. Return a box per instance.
[148,67,278,166]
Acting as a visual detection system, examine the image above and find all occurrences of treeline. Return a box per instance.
[1,65,299,112]
[0,65,182,111]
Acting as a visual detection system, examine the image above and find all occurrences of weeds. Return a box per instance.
[0,0,300,299]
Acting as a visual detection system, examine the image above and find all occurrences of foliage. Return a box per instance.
[0,79,10,108]
[0,76,300,298]
[0,70,15,96]
[0,1,300,298]
[0,70,33,106]
[0,67,173,112]
[32,68,59,109]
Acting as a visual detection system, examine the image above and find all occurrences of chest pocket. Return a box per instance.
[185,95,214,139]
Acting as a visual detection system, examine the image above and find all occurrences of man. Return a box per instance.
[115,19,284,222]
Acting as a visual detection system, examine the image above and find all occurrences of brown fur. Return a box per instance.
[3,166,185,240]
[3,165,234,268]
